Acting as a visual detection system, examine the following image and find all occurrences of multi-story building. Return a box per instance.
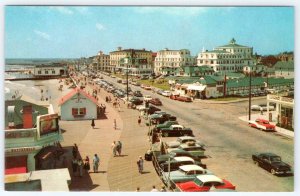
[92,51,111,72]
[154,48,195,75]
[197,38,255,73]
[274,61,294,79]
[119,57,153,78]
[109,47,153,73]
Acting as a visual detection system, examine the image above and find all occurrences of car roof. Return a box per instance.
[179,164,204,172]
[259,152,279,157]
[256,118,269,122]
[196,175,223,183]
[178,136,196,140]
[180,143,202,148]
[172,125,183,127]
[173,156,194,162]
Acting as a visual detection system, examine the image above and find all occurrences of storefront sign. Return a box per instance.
[37,114,59,137]
[5,146,41,154]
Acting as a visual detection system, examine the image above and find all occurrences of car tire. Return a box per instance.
[271,169,276,175]
[163,132,168,137]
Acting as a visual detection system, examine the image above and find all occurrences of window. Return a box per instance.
[45,71,49,74]
[38,71,42,74]
[52,70,55,74]
[72,107,87,117]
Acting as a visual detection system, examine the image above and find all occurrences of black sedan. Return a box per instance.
[252,152,293,175]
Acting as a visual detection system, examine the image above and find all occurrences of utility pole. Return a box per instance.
[223,74,227,98]
[248,71,252,121]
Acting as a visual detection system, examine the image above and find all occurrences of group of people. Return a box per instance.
[111,141,123,156]
[135,185,166,192]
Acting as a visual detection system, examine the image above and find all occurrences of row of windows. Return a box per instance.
[199,60,247,64]
[216,66,243,71]
[37,70,56,74]
[155,58,194,62]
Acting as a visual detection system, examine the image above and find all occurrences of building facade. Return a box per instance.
[33,65,68,78]
[197,38,255,73]
[274,61,294,79]
[154,48,195,75]
[109,47,153,73]
[59,87,98,121]
[92,51,111,72]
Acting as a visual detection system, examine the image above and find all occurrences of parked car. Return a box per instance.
[149,98,162,106]
[144,85,152,90]
[117,79,122,83]
[133,90,143,97]
[150,113,177,125]
[161,125,193,137]
[152,121,179,133]
[162,164,213,185]
[147,105,161,115]
[129,97,143,105]
[143,95,152,101]
[251,104,275,111]
[159,157,203,172]
[121,80,127,84]
[176,174,236,192]
[252,152,292,175]
[157,149,207,165]
[169,142,205,158]
[157,90,164,95]
[167,136,205,149]
[249,118,276,132]
[176,96,193,102]
[162,90,172,97]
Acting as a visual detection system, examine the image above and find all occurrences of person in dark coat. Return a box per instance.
[91,118,95,129]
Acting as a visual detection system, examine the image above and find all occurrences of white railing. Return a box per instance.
[267,95,294,105]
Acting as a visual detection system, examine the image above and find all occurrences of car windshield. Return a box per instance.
[262,121,270,124]
[193,178,204,186]
[270,156,281,162]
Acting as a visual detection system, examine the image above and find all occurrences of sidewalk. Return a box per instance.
[238,111,294,138]
[58,75,162,192]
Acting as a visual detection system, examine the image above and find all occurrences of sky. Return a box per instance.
[4,6,294,58]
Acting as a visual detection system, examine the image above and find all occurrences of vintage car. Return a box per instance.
[166,136,205,149]
[162,90,172,97]
[176,96,193,102]
[162,164,213,185]
[176,174,236,192]
[249,118,276,131]
[133,90,143,97]
[129,97,143,105]
[160,125,193,137]
[146,105,161,115]
[144,85,152,90]
[150,113,177,125]
[168,142,206,158]
[155,121,179,131]
[149,98,162,106]
[143,95,152,101]
[159,157,205,172]
[252,152,292,175]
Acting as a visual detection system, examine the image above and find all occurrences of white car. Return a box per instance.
[251,104,275,111]
[162,90,172,97]
[167,136,205,149]
[143,95,152,101]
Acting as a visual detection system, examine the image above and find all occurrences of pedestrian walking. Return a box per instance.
[116,141,122,156]
[84,156,90,172]
[151,185,158,192]
[78,158,83,177]
[91,118,95,129]
[72,143,78,158]
[93,154,100,173]
[138,116,141,126]
[113,119,117,130]
[118,103,121,112]
[72,157,78,175]
[137,156,144,174]
[111,141,117,156]
[136,187,140,192]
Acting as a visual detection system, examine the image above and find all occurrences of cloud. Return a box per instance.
[34,30,50,40]
[96,23,106,31]
[134,7,208,16]
[49,6,73,15]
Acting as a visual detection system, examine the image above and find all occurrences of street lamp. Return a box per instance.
[248,71,252,121]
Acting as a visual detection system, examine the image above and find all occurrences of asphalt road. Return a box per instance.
[101,74,294,192]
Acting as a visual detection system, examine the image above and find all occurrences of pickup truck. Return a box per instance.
[161,125,193,137]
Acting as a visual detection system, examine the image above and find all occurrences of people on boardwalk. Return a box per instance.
[138,116,141,126]
[72,143,78,158]
[151,185,158,192]
[111,141,117,156]
[93,154,100,173]
[116,141,122,156]
[84,156,90,172]
[91,118,95,129]
[136,187,140,192]
[137,156,144,174]
[78,158,84,177]
[72,157,78,175]
[113,119,117,130]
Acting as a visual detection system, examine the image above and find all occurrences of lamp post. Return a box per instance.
[248,71,252,121]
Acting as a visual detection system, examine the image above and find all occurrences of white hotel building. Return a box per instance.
[154,49,195,75]
[197,38,255,73]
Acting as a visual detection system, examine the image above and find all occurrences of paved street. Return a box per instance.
[101,74,294,192]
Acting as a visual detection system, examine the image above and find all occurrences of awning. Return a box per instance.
[187,85,206,91]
